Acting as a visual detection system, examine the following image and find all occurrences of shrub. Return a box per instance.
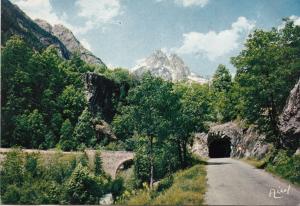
[111,177,125,198]
[1,184,21,204]
[1,149,24,191]
[0,150,115,204]
[65,163,109,204]
[124,164,207,205]
[152,165,206,205]
[94,151,104,176]
[266,150,300,185]
[156,175,173,192]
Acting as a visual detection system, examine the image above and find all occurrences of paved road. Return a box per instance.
[205,158,300,205]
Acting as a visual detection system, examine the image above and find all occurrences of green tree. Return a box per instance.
[210,64,237,122]
[24,153,39,177]
[94,151,104,176]
[212,64,232,93]
[231,20,300,147]
[1,36,96,149]
[1,36,33,146]
[65,164,105,204]
[173,82,211,167]
[58,86,87,124]
[13,110,47,148]
[59,119,75,151]
[1,36,33,104]
[73,108,96,148]
[113,74,179,187]
[0,149,24,192]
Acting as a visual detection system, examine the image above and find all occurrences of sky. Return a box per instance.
[11,0,300,77]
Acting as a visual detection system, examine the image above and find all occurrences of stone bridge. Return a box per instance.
[85,149,134,179]
[0,148,134,179]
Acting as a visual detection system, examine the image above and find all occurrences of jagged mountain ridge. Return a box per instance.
[1,0,105,67]
[35,19,105,66]
[1,0,70,59]
[132,50,208,83]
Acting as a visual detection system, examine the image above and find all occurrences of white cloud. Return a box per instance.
[76,0,121,23]
[175,17,255,60]
[157,0,209,7]
[175,0,209,7]
[290,15,300,26]
[11,0,122,35]
[73,0,122,34]
[11,0,123,54]
[278,15,300,30]
[11,0,67,26]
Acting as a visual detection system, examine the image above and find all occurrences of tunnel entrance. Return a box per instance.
[209,138,231,158]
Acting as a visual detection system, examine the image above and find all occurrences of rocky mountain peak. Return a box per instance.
[154,49,167,57]
[35,19,105,67]
[132,50,208,84]
[147,49,170,68]
[35,19,52,33]
[1,0,70,59]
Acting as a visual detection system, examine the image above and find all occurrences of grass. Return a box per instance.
[266,151,300,186]
[242,157,266,169]
[242,150,300,186]
[125,163,207,205]
[152,164,207,205]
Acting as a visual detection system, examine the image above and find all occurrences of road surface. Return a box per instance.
[205,158,300,205]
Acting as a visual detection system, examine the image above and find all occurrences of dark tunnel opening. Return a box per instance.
[209,138,231,158]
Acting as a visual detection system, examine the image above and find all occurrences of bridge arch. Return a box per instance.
[98,150,134,179]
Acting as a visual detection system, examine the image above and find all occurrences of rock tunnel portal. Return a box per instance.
[208,137,231,158]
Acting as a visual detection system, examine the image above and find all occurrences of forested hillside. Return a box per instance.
[1,1,300,203]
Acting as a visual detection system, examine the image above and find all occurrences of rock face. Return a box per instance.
[85,72,118,122]
[95,120,117,141]
[279,79,300,149]
[84,72,129,122]
[191,133,208,157]
[35,19,105,66]
[234,126,270,159]
[1,0,70,58]
[192,122,271,160]
[1,0,105,66]
[132,50,208,83]
[99,193,114,205]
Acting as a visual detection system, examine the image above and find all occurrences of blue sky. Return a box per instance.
[12,0,300,77]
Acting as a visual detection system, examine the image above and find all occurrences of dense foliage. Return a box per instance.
[112,19,300,187]
[1,36,132,150]
[112,74,212,187]
[231,19,300,147]
[1,18,299,201]
[266,151,300,185]
[0,149,122,204]
[2,36,90,149]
